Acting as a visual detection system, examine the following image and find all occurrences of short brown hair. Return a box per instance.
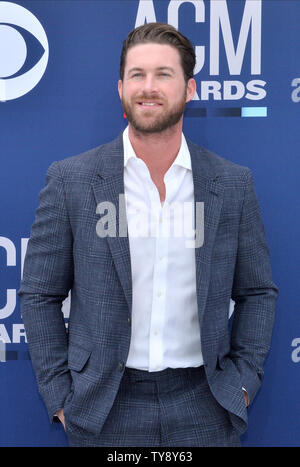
[120,22,195,83]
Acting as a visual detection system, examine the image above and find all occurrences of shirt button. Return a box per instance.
[119,362,124,372]
[157,291,162,297]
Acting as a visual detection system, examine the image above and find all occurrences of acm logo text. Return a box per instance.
[291,78,300,103]
[291,338,300,363]
[0,237,70,348]
[136,0,265,102]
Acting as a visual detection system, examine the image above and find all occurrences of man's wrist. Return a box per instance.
[242,387,250,407]
[56,408,66,427]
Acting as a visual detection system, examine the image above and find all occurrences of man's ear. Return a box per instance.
[118,80,123,100]
[185,78,196,103]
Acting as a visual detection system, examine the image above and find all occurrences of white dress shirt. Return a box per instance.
[123,126,204,371]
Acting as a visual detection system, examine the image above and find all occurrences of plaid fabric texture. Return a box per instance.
[67,366,241,447]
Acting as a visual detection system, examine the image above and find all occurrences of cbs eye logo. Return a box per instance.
[0,1,49,101]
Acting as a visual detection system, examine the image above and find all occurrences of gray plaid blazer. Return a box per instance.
[18,133,278,438]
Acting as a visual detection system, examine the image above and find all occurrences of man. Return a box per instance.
[19,23,278,447]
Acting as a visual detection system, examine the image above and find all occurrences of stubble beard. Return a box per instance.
[122,91,187,134]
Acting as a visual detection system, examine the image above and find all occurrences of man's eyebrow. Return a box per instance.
[127,66,175,74]
[127,67,143,74]
[156,66,175,73]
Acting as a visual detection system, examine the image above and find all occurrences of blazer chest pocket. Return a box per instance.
[68,344,92,372]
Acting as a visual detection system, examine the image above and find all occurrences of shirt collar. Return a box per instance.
[123,126,192,171]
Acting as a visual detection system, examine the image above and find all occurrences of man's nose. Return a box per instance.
[142,74,159,94]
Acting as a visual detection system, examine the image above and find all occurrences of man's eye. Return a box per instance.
[132,73,142,78]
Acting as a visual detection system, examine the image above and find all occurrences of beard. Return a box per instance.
[121,90,187,134]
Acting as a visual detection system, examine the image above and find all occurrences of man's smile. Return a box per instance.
[137,101,162,107]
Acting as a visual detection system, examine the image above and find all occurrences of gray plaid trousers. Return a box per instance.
[66,366,241,447]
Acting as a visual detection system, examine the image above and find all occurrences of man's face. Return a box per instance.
[118,43,196,134]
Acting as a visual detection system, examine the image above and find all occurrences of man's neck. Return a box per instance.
[128,122,183,178]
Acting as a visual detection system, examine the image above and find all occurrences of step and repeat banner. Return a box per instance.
[0,0,299,447]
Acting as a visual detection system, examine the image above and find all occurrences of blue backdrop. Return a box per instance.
[0,0,299,447]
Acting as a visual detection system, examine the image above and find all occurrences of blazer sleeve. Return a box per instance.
[230,169,279,404]
[18,161,73,422]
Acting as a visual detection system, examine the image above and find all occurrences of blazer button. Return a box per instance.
[127,317,131,325]
[119,361,124,372]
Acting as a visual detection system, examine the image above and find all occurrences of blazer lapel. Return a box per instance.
[187,139,224,327]
[92,135,132,313]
